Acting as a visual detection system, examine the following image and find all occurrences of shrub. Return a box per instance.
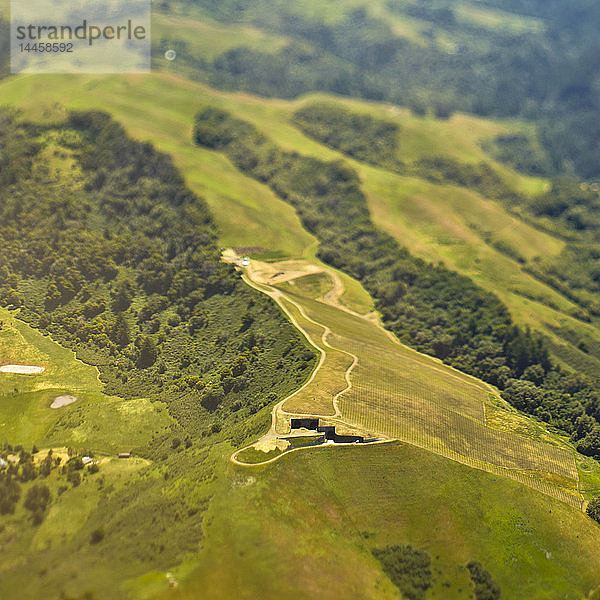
[0,473,21,514]
[372,545,432,600]
[90,528,104,544]
[587,496,600,524]
[67,471,81,487]
[467,561,501,600]
[24,484,51,521]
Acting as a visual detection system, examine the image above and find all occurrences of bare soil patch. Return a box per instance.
[50,395,77,409]
[0,364,45,374]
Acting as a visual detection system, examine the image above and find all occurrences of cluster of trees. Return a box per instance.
[482,134,553,177]
[0,446,58,492]
[194,108,600,459]
[169,0,600,179]
[24,484,51,525]
[587,496,600,524]
[293,103,519,204]
[529,177,600,229]
[0,109,317,440]
[293,103,401,169]
[466,561,501,600]
[372,545,432,600]
[0,446,94,523]
[0,471,20,514]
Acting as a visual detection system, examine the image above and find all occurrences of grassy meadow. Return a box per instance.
[0,307,173,451]
[172,442,600,600]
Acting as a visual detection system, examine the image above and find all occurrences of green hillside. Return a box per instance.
[3,2,600,597]
[231,255,586,508]
[0,108,317,600]
[173,443,600,600]
[0,73,591,373]
[288,99,600,379]
[3,71,600,452]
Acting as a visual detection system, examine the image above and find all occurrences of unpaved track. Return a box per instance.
[229,261,367,466]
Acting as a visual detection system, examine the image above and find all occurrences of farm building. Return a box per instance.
[290,418,364,444]
[290,418,319,430]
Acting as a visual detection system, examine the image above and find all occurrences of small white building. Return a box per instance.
[82,456,93,466]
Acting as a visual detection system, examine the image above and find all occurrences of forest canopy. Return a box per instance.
[0,109,317,441]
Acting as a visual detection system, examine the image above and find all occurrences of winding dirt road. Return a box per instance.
[230,266,365,467]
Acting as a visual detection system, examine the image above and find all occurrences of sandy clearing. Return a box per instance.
[50,395,77,409]
[254,437,290,452]
[0,365,45,374]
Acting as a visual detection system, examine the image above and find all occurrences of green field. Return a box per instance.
[276,296,354,416]
[175,443,600,600]
[2,295,600,598]
[279,272,334,300]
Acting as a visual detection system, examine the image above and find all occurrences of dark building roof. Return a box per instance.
[290,418,319,430]
[290,418,364,444]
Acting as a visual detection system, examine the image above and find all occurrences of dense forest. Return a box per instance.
[0,109,317,443]
[194,107,600,459]
[156,0,600,180]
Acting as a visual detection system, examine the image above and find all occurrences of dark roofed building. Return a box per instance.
[291,418,365,443]
[290,418,319,430]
